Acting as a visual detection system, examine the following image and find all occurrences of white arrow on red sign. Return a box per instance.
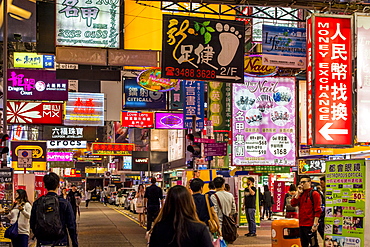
[318,123,348,141]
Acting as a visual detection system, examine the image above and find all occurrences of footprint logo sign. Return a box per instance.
[162,14,245,83]
[215,23,243,67]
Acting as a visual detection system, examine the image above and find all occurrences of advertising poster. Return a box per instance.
[356,15,370,142]
[35,175,47,198]
[262,25,306,68]
[56,0,120,48]
[311,15,353,146]
[7,101,63,124]
[232,77,296,166]
[183,80,204,129]
[7,69,68,101]
[123,78,166,109]
[0,169,13,244]
[121,111,154,128]
[11,142,47,171]
[162,15,244,83]
[324,160,365,247]
[64,92,104,127]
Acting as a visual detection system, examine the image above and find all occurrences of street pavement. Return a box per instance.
[78,202,274,247]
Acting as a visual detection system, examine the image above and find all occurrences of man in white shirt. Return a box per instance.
[210,177,236,233]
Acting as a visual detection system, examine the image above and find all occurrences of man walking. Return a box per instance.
[67,185,82,216]
[291,175,322,247]
[210,177,236,234]
[144,177,163,231]
[30,172,78,247]
[242,177,257,237]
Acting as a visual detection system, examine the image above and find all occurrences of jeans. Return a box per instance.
[263,206,272,218]
[299,226,319,247]
[86,199,90,207]
[12,234,29,247]
[246,208,256,234]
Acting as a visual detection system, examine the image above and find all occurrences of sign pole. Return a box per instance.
[2,0,8,168]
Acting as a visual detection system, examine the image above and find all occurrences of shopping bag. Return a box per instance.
[213,236,227,247]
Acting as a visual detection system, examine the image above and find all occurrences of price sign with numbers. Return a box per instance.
[325,160,365,246]
[232,77,296,166]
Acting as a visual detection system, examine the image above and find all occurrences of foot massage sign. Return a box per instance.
[161,15,245,83]
[324,160,365,247]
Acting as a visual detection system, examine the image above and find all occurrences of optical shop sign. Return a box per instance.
[325,160,365,247]
[56,0,120,48]
[232,77,296,166]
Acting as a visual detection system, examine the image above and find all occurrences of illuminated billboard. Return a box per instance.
[155,112,184,129]
[13,52,54,69]
[64,92,104,126]
[56,0,120,48]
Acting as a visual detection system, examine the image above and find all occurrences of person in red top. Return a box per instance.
[291,175,322,247]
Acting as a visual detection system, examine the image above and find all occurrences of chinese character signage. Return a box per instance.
[137,69,179,92]
[162,15,244,83]
[92,143,134,156]
[64,168,81,177]
[183,81,204,129]
[208,81,231,142]
[325,160,365,247]
[262,25,306,68]
[273,181,285,212]
[13,52,54,69]
[123,78,166,109]
[0,168,13,242]
[7,69,68,101]
[47,152,73,162]
[7,101,63,125]
[307,17,313,145]
[11,141,47,171]
[64,92,104,126]
[232,77,296,166]
[169,81,183,110]
[56,0,120,48]
[310,15,353,146]
[123,156,132,169]
[42,126,96,140]
[121,111,154,128]
[204,143,227,156]
[356,15,370,142]
[155,113,184,129]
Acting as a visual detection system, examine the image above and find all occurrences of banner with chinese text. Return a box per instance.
[183,81,204,129]
[232,77,296,166]
[325,160,365,247]
[310,15,353,146]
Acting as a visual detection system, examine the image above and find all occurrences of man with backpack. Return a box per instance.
[30,172,78,247]
[291,175,321,247]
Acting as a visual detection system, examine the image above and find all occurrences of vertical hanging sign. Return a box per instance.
[311,15,353,146]
[183,81,204,129]
[306,17,313,146]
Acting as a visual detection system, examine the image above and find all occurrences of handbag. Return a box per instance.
[213,236,227,247]
[5,211,20,239]
[205,195,219,234]
[214,194,238,243]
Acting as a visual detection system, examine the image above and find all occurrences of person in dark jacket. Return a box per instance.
[30,172,78,247]
[67,185,82,217]
[149,185,213,247]
[283,184,298,219]
[263,185,273,220]
[291,175,321,247]
[144,177,164,231]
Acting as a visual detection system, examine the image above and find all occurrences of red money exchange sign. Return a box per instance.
[311,15,353,146]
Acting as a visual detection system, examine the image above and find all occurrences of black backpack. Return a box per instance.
[33,194,64,241]
[214,194,238,243]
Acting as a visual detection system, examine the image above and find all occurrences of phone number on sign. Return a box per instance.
[166,67,216,79]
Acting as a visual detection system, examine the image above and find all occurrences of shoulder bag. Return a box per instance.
[214,193,238,243]
[205,195,219,234]
[5,211,20,239]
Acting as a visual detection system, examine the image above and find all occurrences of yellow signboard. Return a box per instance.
[85,167,97,173]
[13,52,54,69]
[96,167,107,173]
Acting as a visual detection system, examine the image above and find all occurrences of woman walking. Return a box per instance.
[263,185,273,220]
[8,189,32,247]
[148,185,213,247]
[135,184,145,227]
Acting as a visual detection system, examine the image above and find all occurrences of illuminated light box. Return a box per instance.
[92,143,134,156]
[13,52,54,69]
[155,112,184,129]
[64,92,104,126]
[137,68,179,92]
[121,111,154,128]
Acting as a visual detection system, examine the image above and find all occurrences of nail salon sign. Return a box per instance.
[162,15,245,83]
